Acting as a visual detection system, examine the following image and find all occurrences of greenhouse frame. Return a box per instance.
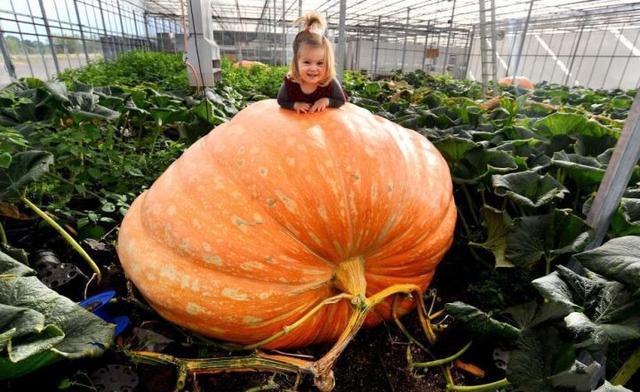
[2,1,640,392]
[1,0,640,89]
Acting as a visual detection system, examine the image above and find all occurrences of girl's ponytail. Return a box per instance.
[294,11,326,36]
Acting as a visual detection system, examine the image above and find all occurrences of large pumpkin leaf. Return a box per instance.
[534,265,640,345]
[551,151,607,187]
[508,328,604,392]
[504,300,569,331]
[506,209,591,269]
[469,206,514,268]
[0,151,54,200]
[532,271,580,312]
[444,301,520,343]
[534,112,618,139]
[452,148,518,184]
[573,236,640,291]
[492,171,569,208]
[432,136,478,164]
[0,250,114,379]
[494,138,549,170]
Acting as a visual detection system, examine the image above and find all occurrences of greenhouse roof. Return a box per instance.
[144,0,640,31]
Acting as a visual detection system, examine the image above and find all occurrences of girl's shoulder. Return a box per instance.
[283,74,298,84]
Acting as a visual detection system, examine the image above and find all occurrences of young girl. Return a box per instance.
[277,11,347,114]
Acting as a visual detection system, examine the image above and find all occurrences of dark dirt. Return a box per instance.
[1,229,507,392]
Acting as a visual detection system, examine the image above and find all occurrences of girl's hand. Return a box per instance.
[294,102,311,113]
[311,98,330,113]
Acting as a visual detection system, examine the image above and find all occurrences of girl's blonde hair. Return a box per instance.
[288,11,336,87]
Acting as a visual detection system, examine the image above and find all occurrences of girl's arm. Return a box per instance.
[328,79,348,108]
[277,83,295,110]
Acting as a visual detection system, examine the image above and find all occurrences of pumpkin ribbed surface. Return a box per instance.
[117,99,456,349]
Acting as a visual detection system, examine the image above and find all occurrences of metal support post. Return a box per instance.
[0,29,17,81]
[442,0,457,74]
[336,0,347,81]
[9,0,35,77]
[463,26,474,79]
[72,0,90,63]
[282,0,286,65]
[618,28,640,88]
[601,24,625,89]
[143,13,151,49]
[585,23,611,88]
[587,94,640,248]
[116,0,128,52]
[478,0,489,93]
[489,0,498,84]
[373,16,381,75]
[549,28,570,83]
[38,0,61,73]
[401,8,410,72]
[511,0,534,87]
[564,18,585,86]
[273,0,276,64]
[422,22,430,71]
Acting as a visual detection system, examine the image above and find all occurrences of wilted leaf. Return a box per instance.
[469,206,514,268]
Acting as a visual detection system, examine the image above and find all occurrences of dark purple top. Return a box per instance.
[277,76,347,110]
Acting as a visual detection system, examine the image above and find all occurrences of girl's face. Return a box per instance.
[296,44,326,85]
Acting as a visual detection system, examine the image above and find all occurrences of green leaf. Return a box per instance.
[444,301,521,343]
[551,151,607,187]
[504,300,570,331]
[535,112,619,139]
[573,236,640,291]
[469,206,514,268]
[0,151,54,200]
[610,198,640,237]
[532,271,579,311]
[506,210,591,269]
[508,328,604,392]
[43,81,69,103]
[432,136,478,164]
[0,153,11,169]
[535,264,640,345]
[492,171,569,208]
[452,148,518,184]
[0,249,114,379]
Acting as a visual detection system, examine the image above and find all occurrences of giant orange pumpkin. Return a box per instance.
[117,99,456,349]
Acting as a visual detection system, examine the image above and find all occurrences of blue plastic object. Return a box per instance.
[79,290,130,336]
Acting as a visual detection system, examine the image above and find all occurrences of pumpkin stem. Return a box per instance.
[311,299,370,391]
[332,256,366,296]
